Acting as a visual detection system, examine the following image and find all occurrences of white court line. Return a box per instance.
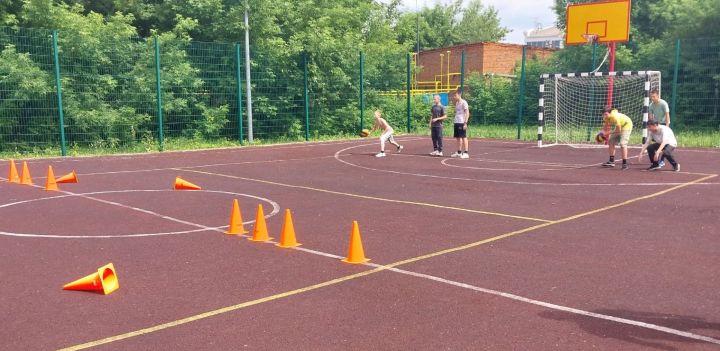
[440,158,601,172]
[333,143,718,186]
[0,189,280,239]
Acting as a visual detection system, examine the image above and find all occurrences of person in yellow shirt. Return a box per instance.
[601,106,633,170]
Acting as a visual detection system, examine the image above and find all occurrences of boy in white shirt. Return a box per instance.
[639,119,680,172]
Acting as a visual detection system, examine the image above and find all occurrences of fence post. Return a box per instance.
[51,30,67,156]
[406,53,411,133]
[671,39,680,127]
[154,37,164,151]
[303,51,310,141]
[235,43,244,145]
[460,49,465,93]
[359,51,364,132]
[516,46,527,139]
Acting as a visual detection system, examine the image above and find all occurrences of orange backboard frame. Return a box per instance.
[565,0,631,45]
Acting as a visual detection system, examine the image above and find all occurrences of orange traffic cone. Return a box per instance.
[249,204,272,242]
[45,165,59,191]
[56,170,78,183]
[341,221,369,264]
[226,199,248,235]
[276,209,301,248]
[62,263,119,295]
[174,176,201,190]
[20,161,32,185]
[8,160,20,183]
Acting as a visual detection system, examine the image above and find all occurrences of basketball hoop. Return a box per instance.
[581,34,599,44]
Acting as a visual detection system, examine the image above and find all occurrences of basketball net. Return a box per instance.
[582,34,610,74]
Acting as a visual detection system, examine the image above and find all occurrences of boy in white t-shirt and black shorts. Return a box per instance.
[639,119,680,172]
[451,89,470,159]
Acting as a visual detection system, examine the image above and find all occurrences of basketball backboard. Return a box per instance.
[565,0,631,45]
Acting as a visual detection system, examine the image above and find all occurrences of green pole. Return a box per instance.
[51,30,67,156]
[235,43,244,145]
[154,37,164,151]
[671,39,680,127]
[460,49,466,93]
[516,46,527,140]
[406,53,411,133]
[303,51,310,141]
[591,42,597,71]
[360,51,364,132]
[587,42,598,141]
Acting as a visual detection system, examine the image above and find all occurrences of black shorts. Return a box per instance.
[453,123,467,138]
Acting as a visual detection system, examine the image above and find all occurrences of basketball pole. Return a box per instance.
[607,41,616,107]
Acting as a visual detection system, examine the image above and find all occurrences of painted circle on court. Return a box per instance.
[0,189,279,239]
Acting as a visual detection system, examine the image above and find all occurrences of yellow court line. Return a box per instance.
[176,168,553,223]
[57,173,716,350]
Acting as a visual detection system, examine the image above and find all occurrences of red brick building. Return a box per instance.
[414,42,556,91]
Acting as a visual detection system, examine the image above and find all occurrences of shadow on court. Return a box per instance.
[539,309,720,350]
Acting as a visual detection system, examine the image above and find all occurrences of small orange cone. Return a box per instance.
[45,165,59,191]
[341,221,370,264]
[62,263,119,295]
[249,204,272,242]
[226,199,248,235]
[276,209,301,248]
[174,176,201,190]
[8,160,20,183]
[56,170,78,183]
[20,161,32,185]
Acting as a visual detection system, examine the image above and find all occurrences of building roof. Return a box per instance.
[524,26,563,39]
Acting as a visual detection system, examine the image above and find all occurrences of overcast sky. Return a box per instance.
[381,0,557,44]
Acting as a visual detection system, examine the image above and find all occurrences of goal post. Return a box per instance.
[537,71,661,148]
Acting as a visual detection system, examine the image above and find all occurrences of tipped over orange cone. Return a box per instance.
[20,161,32,185]
[56,170,78,183]
[249,204,272,242]
[174,176,201,190]
[276,209,301,248]
[63,263,119,295]
[8,160,20,183]
[341,221,369,264]
[45,165,58,191]
[226,199,248,235]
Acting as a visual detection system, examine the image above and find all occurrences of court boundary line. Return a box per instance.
[175,168,552,223]
[57,173,718,350]
[334,143,718,186]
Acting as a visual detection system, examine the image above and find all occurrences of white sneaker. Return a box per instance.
[429,150,438,156]
[451,152,462,158]
[460,153,469,159]
[397,145,404,153]
[375,152,386,157]
[436,151,443,157]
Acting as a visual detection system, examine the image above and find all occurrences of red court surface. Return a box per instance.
[1,137,719,350]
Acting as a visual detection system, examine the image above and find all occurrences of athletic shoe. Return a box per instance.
[451,152,462,158]
[429,150,438,156]
[647,164,661,171]
[658,160,666,168]
[460,153,469,159]
[673,163,680,172]
[436,151,443,157]
[397,145,404,152]
[375,152,386,158]
[601,161,615,167]
[621,164,629,170]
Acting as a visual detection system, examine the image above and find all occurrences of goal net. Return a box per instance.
[538,71,661,148]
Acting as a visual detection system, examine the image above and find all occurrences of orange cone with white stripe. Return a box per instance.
[276,209,301,248]
[341,221,369,264]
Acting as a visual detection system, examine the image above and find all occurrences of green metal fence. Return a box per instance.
[1,25,718,156]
